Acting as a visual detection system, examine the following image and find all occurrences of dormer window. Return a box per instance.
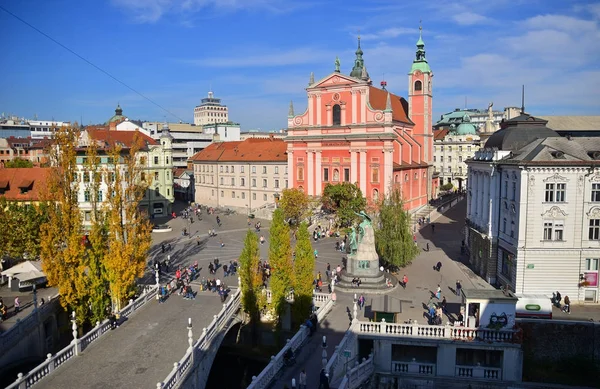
[332,104,341,126]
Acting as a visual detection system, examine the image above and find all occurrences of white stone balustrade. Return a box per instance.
[5,286,159,389]
[325,321,358,385]
[158,289,242,389]
[392,360,436,375]
[455,365,502,380]
[356,320,519,343]
[337,353,374,389]
[0,293,60,352]
[246,293,334,389]
[263,289,295,304]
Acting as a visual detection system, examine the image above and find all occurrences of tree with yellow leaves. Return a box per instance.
[103,134,152,311]
[84,141,111,323]
[40,125,89,324]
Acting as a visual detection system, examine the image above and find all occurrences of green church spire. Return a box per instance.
[410,22,431,74]
[350,35,369,80]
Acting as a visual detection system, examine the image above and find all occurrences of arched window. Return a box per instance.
[332,104,341,125]
[414,80,422,91]
[404,174,409,182]
[395,175,400,183]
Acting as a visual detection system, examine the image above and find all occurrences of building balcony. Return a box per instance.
[455,365,502,380]
[357,320,520,344]
[392,361,436,376]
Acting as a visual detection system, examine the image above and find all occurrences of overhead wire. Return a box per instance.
[0,4,185,123]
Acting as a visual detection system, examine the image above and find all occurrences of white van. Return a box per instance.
[515,294,552,319]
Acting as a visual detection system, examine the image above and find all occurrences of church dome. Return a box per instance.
[456,122,477,135]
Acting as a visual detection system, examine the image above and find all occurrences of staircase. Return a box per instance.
[410,204,435,224]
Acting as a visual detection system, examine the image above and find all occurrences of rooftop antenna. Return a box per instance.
[521,85,525,114]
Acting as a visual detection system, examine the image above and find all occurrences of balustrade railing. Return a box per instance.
[5,285,159,389]
[356,320,520,343]
[325,321,358,385]
[392,360,436,375]
[246,293,334,389]
[455,365,502,380]
[337,353,374,389]
[158,289,242,389]
[0,293,60,352]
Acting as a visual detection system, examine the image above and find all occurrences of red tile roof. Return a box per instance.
[368,86,412,124]
[434,129,449,140]
[0,167,52,202]
[190,138,287,163]
[86,129,157,149]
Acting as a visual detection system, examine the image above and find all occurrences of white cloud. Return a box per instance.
[523,14,598,33]
[176,47,334,67]
[451,12,491,26]
[360,27,418,41]
[111,0,301,23]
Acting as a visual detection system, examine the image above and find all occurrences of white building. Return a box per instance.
[435,107,521,133]
[143,121,241,169]
[75,128,174,224]
[29,120,71,139]
[193,91,229,126]
[433,114,481,191]
[466,113,600,303]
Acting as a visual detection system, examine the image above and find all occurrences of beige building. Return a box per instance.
[433,115,481,191]
[193,91,229,126]
[190,137,288,214]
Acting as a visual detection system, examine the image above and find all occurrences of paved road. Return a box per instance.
[34,292,227,389]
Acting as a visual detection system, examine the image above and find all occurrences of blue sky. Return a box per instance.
[1,0,599,130]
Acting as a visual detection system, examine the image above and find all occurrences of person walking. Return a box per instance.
[456,280,462,297]
[299,369,307,389]
[563,295,571,314]
[402,274,408,289]
[14,297,20,314]
[436,285,442,300]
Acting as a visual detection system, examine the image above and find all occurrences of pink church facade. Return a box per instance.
[285,31,434,211]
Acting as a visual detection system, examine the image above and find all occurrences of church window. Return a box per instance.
[344,168,350,182]
[332,104,341,126]
[414,80,422,91]
[404,174,409,182]
[323,168,329,182]
[371,167,379,183]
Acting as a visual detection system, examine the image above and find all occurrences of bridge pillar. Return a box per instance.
[71,311,82,356]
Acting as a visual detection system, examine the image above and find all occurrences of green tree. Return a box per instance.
[292,222,315,326]
[4,158,33,168]
[321,182,366,227]
[375,186,419,270]
[279,188,309,228]
[440,183,454,192]
[239,229,264,345]
[0,199,49,261]
[40,126,89,325]
[268,209,293,324]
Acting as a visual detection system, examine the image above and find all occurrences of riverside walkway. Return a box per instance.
[32,292,228,389]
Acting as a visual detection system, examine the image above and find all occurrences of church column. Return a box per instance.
[316,94,322,126]
[308,93,314,125]
[383,147,393,196]
[326,105,332,126]
[360,90,367,124]
[340,103,346,126]
[351,91,358,124]
[307,150,314,196]
[287,149,294,188]
[350,149,358,184]
[360,149,367,195]
[315,150,322,195]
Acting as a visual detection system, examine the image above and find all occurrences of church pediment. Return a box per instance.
[311,73,360,88]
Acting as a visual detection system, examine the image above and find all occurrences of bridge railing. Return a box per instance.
[337,353,374,389]
[0,293,60,352]
[325,320,359,385]
[5,285,159,389]
[246,293,334,389]
[158,288,242,389]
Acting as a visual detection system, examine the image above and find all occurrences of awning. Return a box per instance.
[16,270,46,282]
[371,295,402,313]
[2,260,44,276]
[18,179,33,188]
